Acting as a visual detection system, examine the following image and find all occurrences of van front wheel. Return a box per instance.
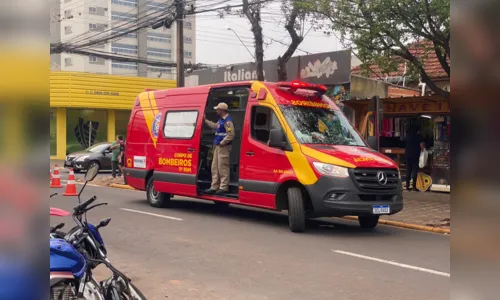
[287,187,306,233]
[146,177,171,208]
[358,216,379,229]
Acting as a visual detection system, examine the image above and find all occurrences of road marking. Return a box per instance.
[120,208,183,221]
[332,250,450,277]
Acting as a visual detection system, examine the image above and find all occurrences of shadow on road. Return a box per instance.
[127,197,395,238]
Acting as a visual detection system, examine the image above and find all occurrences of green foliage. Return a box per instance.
[306,0,450,96]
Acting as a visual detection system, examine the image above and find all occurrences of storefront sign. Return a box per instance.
[186,50,351,86]
[384,101,449,114]
[85,90,120,96]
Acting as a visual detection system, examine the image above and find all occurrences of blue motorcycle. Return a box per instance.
[50,165,146,300]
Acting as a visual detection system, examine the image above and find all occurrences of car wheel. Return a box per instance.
[287,187,306,233]
[358,216,380,229]
[88,161,100,173]
[146,176,171,208]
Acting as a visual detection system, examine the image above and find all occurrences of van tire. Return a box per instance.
[146,177,171,208]
[287,187,306,233]
[358,216,379,229]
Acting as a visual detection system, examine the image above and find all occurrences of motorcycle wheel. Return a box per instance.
[106,281,147,300]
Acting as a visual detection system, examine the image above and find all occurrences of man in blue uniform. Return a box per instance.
[204,102,235,194]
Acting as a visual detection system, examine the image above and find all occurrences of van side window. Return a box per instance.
[250,106,282,144]
[163,111,198,139]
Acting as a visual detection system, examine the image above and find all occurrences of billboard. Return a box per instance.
[186,50,351,86]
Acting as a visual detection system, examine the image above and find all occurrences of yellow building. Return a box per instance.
[50,71,176,159]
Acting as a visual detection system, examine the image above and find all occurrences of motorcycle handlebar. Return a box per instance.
[75,196,97,213]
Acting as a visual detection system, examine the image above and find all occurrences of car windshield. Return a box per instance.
[280,105,366,146]
[86,143,109,153]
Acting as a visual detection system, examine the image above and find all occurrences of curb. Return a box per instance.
[342,216,450,234]
[108,183,136,190]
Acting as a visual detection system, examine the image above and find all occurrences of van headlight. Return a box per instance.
[75,155,89,162]
[312,162,349,178]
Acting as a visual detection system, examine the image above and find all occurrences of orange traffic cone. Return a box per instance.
[50,165,63,188]
[63,168,78,196]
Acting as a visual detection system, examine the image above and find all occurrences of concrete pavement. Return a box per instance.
[50,185,449,300]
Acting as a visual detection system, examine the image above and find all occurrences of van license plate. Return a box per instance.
[373,205,390,215]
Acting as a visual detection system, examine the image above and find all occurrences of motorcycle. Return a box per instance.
[50,165,146,300]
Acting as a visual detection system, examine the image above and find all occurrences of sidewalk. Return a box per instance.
[381,190,450,228]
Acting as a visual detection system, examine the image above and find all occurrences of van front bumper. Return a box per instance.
[305,175,403,218]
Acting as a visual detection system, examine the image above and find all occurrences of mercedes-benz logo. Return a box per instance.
[377,171,388,185]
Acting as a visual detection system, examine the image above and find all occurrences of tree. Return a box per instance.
[276,0,306,81]
[310,0,450,97]
[242,0,265,81]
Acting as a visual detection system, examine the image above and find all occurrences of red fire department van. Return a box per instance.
[124,80,403,232]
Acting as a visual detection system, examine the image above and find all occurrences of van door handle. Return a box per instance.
[245,151,255,156]
[188,148,195,152]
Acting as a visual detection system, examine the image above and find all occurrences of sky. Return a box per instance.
[194,0,344,66]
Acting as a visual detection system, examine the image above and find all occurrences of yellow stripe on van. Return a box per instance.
[300,146,355,168]
[139,91,160,148]
[250,81,319,185]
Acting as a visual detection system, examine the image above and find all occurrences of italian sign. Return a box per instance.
[186,50,351,86]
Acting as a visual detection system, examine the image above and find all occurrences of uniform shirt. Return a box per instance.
[111,141,121,161]
[205,114,235,145]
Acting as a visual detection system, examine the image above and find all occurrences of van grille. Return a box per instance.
[351,169,399,191]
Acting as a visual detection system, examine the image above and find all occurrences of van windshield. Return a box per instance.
[280,105,366,146]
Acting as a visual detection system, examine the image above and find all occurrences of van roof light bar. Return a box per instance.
[276,80,328,94]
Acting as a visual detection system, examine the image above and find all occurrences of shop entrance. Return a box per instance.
[345,95,450,192]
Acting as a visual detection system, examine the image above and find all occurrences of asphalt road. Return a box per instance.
[50,185,450,300]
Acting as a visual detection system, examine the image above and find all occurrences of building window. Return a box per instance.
[184,51,192,58]
[89,55,98,63]
[65,26,72,34]
[111,0,138,7]
[89,7,97,13]
[89,23,99,30]
[111,60,138,70]
[184,21,192,29]
[111,43,138,55]
[66,109,108,153]
[147,1,168,11]
[111,29,137,39]
[65,58,73,66]
[111,11,137,21]
[147,47,171,58]
[184,36,192,43]
[148,66,173,73]
[163,111,199,139]
[147,33,171,43]
[64,10,72,18]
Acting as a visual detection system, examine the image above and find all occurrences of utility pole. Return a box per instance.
[175,0,185,87]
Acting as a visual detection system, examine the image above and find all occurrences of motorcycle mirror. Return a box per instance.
[85,164,99,182]
[97,217,111,229]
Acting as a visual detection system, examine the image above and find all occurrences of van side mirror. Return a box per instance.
[268,128,289,150]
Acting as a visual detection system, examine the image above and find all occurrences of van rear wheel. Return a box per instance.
[146,177,171,208]
[358,216,379,229]
[287,187,306,233]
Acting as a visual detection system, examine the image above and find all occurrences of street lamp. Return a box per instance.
[226,25,255,60]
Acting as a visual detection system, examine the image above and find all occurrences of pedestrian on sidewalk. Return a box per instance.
[405,124,421,191]
[110,135,123,178]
